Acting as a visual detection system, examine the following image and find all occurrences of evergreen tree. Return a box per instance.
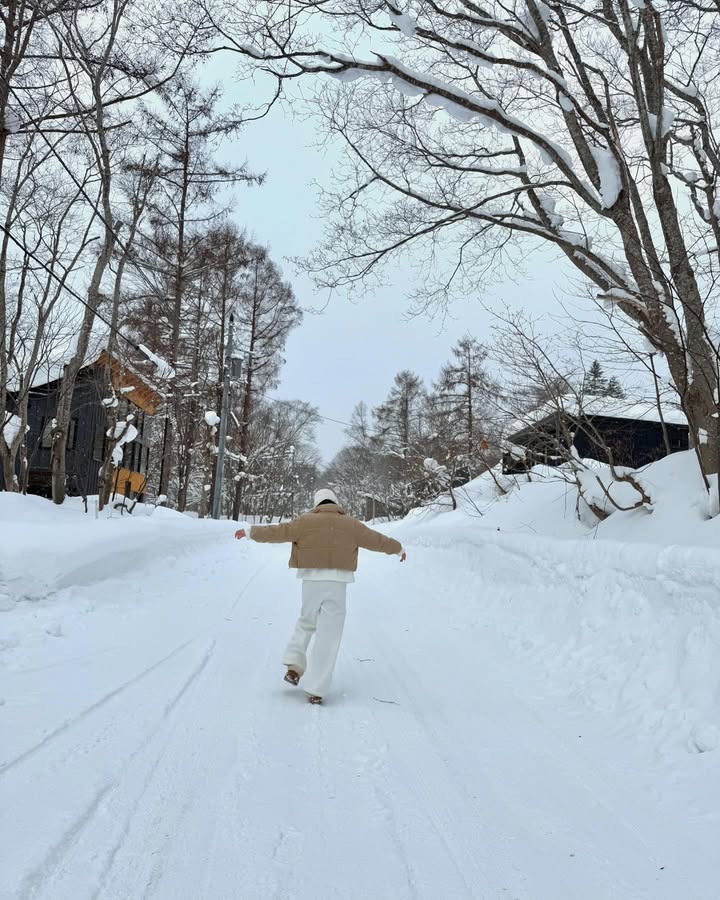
[605,377,626,400]
[585,360,606,396]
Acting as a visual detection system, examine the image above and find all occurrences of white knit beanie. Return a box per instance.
[313,488,340,507]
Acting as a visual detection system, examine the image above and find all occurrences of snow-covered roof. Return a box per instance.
[10,329,111,392]
[9,335,161,415]
[508,396,687,439]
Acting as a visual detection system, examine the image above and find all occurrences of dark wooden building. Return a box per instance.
[504,401,689,474]
[3,351,157,499]
[363,494,403,521]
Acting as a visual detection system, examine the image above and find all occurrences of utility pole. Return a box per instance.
[212,314,236,519]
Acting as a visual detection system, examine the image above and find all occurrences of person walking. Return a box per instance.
[234,489,405,704]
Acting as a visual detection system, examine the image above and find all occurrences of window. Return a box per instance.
[41,418,77,450]
[40,418,52,449]
[93,420,106,461]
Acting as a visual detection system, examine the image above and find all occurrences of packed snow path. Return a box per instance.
[1,528,717,899]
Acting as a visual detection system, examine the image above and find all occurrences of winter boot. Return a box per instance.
[307,694,323,705]
[284,668,300,686]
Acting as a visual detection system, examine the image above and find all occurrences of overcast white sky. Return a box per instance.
[216,74,564,463]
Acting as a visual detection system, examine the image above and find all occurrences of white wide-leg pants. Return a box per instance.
[283,580,347,698]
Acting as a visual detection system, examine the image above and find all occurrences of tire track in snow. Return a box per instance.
[358,568,497,897]
[0,635,200,776]
[225,559,270,618]
[361,679,493,896]
[16,639,217,900]
[91,567,282,900]
[2,553,266,777]
[92,638,220,900]
[6,643,123,677]
[45,561,274,899]
[360,561,705,899]
[350,713,420,900]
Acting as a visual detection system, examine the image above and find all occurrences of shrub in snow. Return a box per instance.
[423,457,449,480]
[574,465,651,523]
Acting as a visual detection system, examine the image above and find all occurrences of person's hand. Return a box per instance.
[234,529,247,540]
[400,551,407,562]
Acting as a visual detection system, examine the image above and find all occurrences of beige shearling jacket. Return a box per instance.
[250,505,402,572]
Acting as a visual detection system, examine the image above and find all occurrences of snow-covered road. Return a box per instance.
[2,521,718,899]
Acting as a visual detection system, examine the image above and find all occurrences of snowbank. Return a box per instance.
[1,459,719,892]
[0,493,232,606]
[2,450,718,772]
[400,521,720,758]
[405,451,720,548]
[389,452,720,767]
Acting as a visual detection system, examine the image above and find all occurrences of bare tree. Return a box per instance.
[432,335,499,473]
[137,78,263,498]
[231,246,303,519]
[96,157,158,510]
[46,0,205,504]
[0,0,92,491]
[237,399,320,520]
[212,0,720,490]
[490,309,655,519]
[0,135,98,491]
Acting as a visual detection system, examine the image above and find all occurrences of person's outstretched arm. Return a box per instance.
[354,521,405,560]
[235,520,299,543]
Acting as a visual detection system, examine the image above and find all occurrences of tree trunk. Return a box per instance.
[18,431,29,493]
[51,228,114,503]
[648,354,672,458]
[232,369,254,521]
[232,270,259,521]
[177,428,195,512]
[684,383,720,481]
[0,445,16,491]
[52,19,120,504]
[159,131,191,503]
[158,414,172,498]
[97,394,119,512]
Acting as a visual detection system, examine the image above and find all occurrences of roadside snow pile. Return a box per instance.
[394,521,720,763]
[0,493,227,606]
[390,451,720,767]
[406,451,719,548]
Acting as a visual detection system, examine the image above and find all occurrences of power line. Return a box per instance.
[1,74,355,433]
[1,217,354,429]
[0,70,172,369]
[301,409,351,428]
[0,70,167,312]
[0,220,143,356]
